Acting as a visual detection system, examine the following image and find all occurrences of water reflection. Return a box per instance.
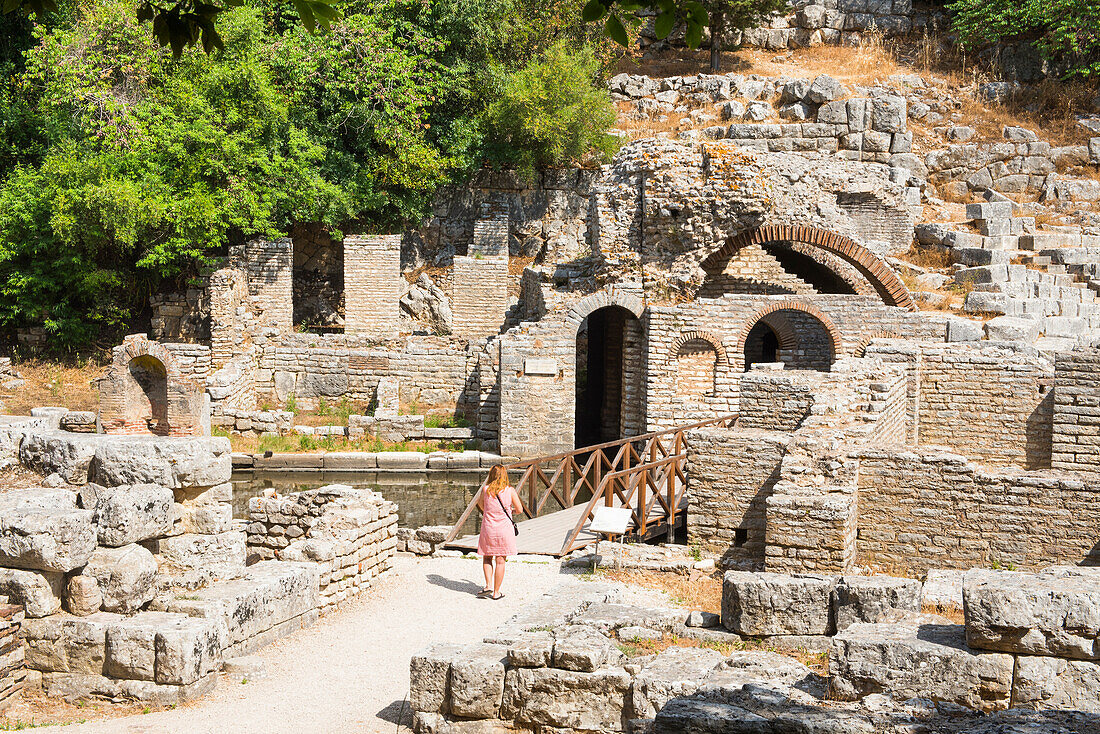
[232,470,487,534]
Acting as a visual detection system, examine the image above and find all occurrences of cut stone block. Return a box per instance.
[448,643,508,719]
[985,315,1040,343]
[409,642,466,714]
[91,436,232,489]
[722,572,835,636]
[0,567,62,618]
[41,670,216,705]
[85,544,158,614]
[630,646,726,719]
[502,666,631,732]
[144,531,246,576]
[828,617,1013,712]
[0,488,96,572]
[18,431,101,484]
[23,612,123,674]
[92,484,174,547]
[551,626,622,672]
[1012,655,1100,712]
[507,632,554,669]
[65,574,102,616]
[964,567,1100,659]
[832,575,922,631]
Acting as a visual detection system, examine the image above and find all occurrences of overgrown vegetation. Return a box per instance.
[0,0,622,350]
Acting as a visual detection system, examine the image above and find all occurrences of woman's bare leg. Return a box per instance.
[493,556,507,595]
[482,556,493,592]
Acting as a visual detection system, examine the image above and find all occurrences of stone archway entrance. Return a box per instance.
[127,355,169,434]
[738,303,842,372]
[575,305,642,448]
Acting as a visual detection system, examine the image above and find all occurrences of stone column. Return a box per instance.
[344,235,401,338]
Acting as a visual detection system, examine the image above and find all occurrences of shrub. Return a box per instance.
[485,42,619,172]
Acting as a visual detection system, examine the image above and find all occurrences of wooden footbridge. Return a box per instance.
[443,415,737,557]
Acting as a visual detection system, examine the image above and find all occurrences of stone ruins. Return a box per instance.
[1,20,1100,729]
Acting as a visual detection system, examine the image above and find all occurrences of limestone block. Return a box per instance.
[23,612,123,674]
[945,316,985,342]
[966,201,1014,220]
[630,646,726,719]
[699,650,813,697]
[502,666,631,732]
[778,78,810,104]
[871,95,906,133]
[92,484,174,547]
[551,626,622,672]
[18,431,101,484]
[105,614,163,681]
[984,315,1040,343]
[66,575,102,617]
[154,614,226,685]
[59,411,97,433]
[827,618,1014,712]
[448,643,508,719]
[507,632,554,668]
[963,568,1100,659]
[145,531,246,575]
[176,503,232,535]
[963,291,1008,315]
[41,670,216,705]
[85,544,158,614]
[91,436,232,489]
[1012,655,1100,712]
[722,571,835,636]
[653,698,769,734]
[410,642,466,713]
[805,74,846,104]
[0,488,96,572]
[832,575,922,631]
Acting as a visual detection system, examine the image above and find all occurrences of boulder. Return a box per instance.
[832,575,922,631]
[66,574,102,616]
[722,571,835,636]
[551,626,622,672]
[501,666,631,732]
[828,617,1014,712]
[85,544,158,614]
[964,567,1100,659]
[805,74,846,104]
[0,567,62,617]
[630,646,726,718]
[92,484,174,547]
[1012,655,1100,712]
[0,487,96,572]
[91,436,232,489]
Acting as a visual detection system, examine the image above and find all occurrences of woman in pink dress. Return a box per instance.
[477,465,522,600]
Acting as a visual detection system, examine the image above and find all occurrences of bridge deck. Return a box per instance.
[445,489,684,557]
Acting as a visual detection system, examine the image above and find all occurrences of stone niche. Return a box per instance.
[97,335,209,437]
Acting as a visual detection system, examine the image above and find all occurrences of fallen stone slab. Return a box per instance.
[828,617,1013,712]
[0,488,96,572]
[630,646,726,718]
[92,484,174,547]
[84,544,158,614]
[0,567,62,618]
[91,436,232,489]
[833,575,922,631]
[164,561,319,655]
[19,430,102,484]
[1012,655,1100,713]
[964,567,1100,659]
[501,665,631,732]
[722,571,835,636]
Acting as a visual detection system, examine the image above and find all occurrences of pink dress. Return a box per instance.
[477,486,519,557]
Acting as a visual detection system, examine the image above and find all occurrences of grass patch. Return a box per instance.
[0,356,106,415]
[423,414,471,429]
[225,430,465,455]
[599,568,723,615]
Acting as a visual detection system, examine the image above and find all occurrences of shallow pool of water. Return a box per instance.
[231,470,488,534]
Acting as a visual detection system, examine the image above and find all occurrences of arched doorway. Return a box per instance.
[127,355,169,434]
[575,305,641,448]
[740,305,840,372]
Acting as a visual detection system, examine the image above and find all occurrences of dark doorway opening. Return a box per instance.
[576,306,637,448]
[744,322,779,371]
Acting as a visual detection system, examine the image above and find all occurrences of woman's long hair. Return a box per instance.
[484,465,509,498]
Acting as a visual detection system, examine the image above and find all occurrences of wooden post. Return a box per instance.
[638,467,648,534]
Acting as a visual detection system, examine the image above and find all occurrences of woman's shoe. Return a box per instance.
[476,588,492,598]
[491,593,505,600]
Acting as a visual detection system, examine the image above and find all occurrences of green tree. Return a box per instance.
[702,0,787,72]
[949,0,1100,80]
[484,41,620,173]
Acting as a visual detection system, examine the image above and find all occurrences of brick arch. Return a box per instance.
[112,334,181,378]
[566,288,646,328]
[704,225,915,310]
[670,330,728,366]
[734,301,844,370]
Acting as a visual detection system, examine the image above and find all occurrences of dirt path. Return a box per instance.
[32,555,572,734]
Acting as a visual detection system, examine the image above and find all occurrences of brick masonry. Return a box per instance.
[1051,348,1100,479]
[344,235,401,338]
[451,256,510,342]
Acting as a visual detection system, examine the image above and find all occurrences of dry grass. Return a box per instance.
[903,244,952,271]
[218,430,465,456]
[615,630,829,676]
[0,357,106,416]
[599,568,723,615]
[921,603,965,625]
[0,464,46,492]
[0,689,176,729]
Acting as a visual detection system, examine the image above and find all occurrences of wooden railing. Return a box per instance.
[443,414,737,555]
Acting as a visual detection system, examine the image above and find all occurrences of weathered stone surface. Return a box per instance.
[145,530,246,576]
[91,436,232,489]
[1012,655,1100,712]
[92,484,174,547]
[449,643,508,719]
[653,698,770,734]
[805,74,846,104]
[722,572,835,636]
[507,632,554,668]
[618,625,661,642]
[502,666,631,731]
[551,625,622,672]
[154,614,226,685]
[41,670,216,705]
[19,431,101,484]
[984,315,1039,343]
[164,561,318,650]
[828,618,1014,712]
[0,567,62,618]
[85,544,158,614]
[23,612,123,674]
[570,603,684,633]
[65,574,102,617]
[871,95,906,133]
[0,487,95,572]
[630,646,726,718]
[922,569,966,609]
[699,650,814,699]
[832,575,922,631]
[410,642,466,714]
[222,656,266,681]
[964,567,1100,659]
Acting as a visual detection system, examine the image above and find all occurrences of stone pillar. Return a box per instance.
[242,238,293,334]
[470,215,509,257]
[499,325,575,458]
[764,487,858,574]
[451,256,510,342]
[1052,348,1100,478]
[344,235,401,338]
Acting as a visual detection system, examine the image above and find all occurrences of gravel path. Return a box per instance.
[35,554,573,734]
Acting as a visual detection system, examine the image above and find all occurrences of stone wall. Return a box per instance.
[499,318,576,458]
[1052,348,1100,479]
[150,278,209,344]
[916,342,1053,469]
[451,256,510,342]
[237,239,293,334]
[344,235,401,338]
[245,485,398,611]
[737,368,816,431]
[208,266,250,370]
[857,447,1100,574]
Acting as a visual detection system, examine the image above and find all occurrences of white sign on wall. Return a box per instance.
[524,358,558,376]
